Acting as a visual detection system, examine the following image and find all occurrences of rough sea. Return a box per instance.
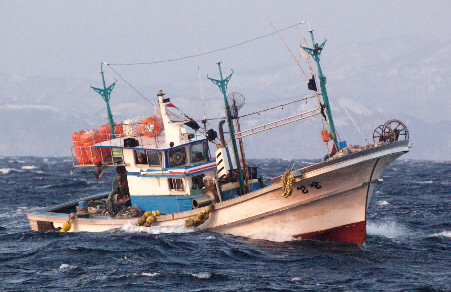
[0,156,449,292]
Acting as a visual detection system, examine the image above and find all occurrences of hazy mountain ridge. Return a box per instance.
[0,38,449,160]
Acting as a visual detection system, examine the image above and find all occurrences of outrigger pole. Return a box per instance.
[301,29,339,148]
[91,62,117,139]
[208,63,246,195]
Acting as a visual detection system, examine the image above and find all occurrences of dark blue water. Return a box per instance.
[0,157,449,292]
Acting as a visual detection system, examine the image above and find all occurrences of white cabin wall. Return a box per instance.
[123,148,171,196]
[127,176,172,196]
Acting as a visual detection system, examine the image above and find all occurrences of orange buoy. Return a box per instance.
[99,123,124,140]
[321,129,330,142]
[140,116,162,138]
[80,130,105,164]
[72,131,89,164]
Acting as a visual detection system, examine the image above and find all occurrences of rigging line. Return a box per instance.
[106,64,155,107]
[238,95,316,119]
[337,101,367,142]
[196,95,317,122]
[183,0,207,122]
[107,22,301,66]
[265,15,309,81]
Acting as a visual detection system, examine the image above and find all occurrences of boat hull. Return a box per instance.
[27,140,410,245]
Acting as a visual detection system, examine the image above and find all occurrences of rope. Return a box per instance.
[106,22,302,66]
[237,95,315,119]
[281,169,294,198]
[106,65,155,106]
[193,95,316,123]
[265,16,309,81]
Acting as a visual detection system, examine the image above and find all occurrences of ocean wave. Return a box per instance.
[429,231,451,238]
[0,168,15,174]
[413,180,434,184]
[120,222,194,234]
[192,272,212,279]
[376,200,390,206]
[21,165,37,170]
[140,272,160,277]
[367,221,409,239]
[59,263,78,270]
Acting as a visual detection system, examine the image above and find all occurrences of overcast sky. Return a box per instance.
[1,0,449,82]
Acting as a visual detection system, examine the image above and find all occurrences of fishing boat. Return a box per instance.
[27,23,411,245]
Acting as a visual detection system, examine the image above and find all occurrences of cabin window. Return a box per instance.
[191,174,205,190]
[190,141,207,163]
[168,178,184,191]
[135,149,148,164]
[146,150,162,166]
[168,147,186,167]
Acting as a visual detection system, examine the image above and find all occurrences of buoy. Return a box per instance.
[72,131,89,164]
[60,221,71,232]
[140,116,162,138]
[80,130,104,164]
[329,131,335,140]
[321,129,330,142]
[99,123,124,140]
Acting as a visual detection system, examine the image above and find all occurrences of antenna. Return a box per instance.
[208,64,246,195]
[91,63,117,139]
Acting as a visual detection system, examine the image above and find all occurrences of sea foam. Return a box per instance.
[429,231,451,238]
[141,272,160,277]
[367,221,409,239]
[120,222,194,234]
[376,200,390,206]
[59,263,77,270]
[21,165,37,170]
[192,272,212,279]
[0,168,13,174]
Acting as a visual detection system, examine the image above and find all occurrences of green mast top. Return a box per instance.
[301,29,339,148]
[91,63,117,139]
[208,62,246,195]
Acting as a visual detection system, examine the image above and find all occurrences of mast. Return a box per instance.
[301,29,339,148]
[91,63,117,139]
[208,63,246,195]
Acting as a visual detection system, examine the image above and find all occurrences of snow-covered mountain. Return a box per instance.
[1,37,449,160]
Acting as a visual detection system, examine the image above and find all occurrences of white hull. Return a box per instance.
[27,140,410,244]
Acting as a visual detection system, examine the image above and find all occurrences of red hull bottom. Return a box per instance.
[293,221,366,245]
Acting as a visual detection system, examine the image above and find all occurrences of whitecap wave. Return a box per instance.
[429,231,451,238]
[59,263,77,270]
[21,165,37,170]
[120,222,194,234]
[0,168,14,174]
[291,277,302,281]
[376,200,390,206]
[413,180,433,184]
[192,272,211,279]
[367,221,409,239]
[141,272,160,277]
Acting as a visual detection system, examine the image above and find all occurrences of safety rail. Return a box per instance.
[71,145,126,167]
[235,108,321,139]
